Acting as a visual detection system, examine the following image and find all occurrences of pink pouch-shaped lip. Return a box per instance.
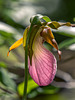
[28,41,57,86]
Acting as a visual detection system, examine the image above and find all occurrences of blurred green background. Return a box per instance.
[0,0,75,100]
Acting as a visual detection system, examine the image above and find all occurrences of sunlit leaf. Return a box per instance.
[27,79,38,93]
[17,79,59,97]
[17,79,38,96]
[42,16,51,22]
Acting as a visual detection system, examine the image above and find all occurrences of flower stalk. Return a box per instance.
[23,46,28,100]
[23,25,33,100]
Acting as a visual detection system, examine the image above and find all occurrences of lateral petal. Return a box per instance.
[7,38,23,56]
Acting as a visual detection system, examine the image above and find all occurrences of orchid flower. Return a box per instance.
[7,15,63,86]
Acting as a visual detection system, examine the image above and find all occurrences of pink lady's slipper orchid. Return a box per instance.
[7,15,61,86]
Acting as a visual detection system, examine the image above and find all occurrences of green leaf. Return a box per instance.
[0,68,16,92]
[42,16,51,22]
[27,80,38,93]
[17,79,38,96]
[59,38,75,49]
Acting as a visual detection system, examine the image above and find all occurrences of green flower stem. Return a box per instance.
[23,25,33,100]
[23,45,28,100]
